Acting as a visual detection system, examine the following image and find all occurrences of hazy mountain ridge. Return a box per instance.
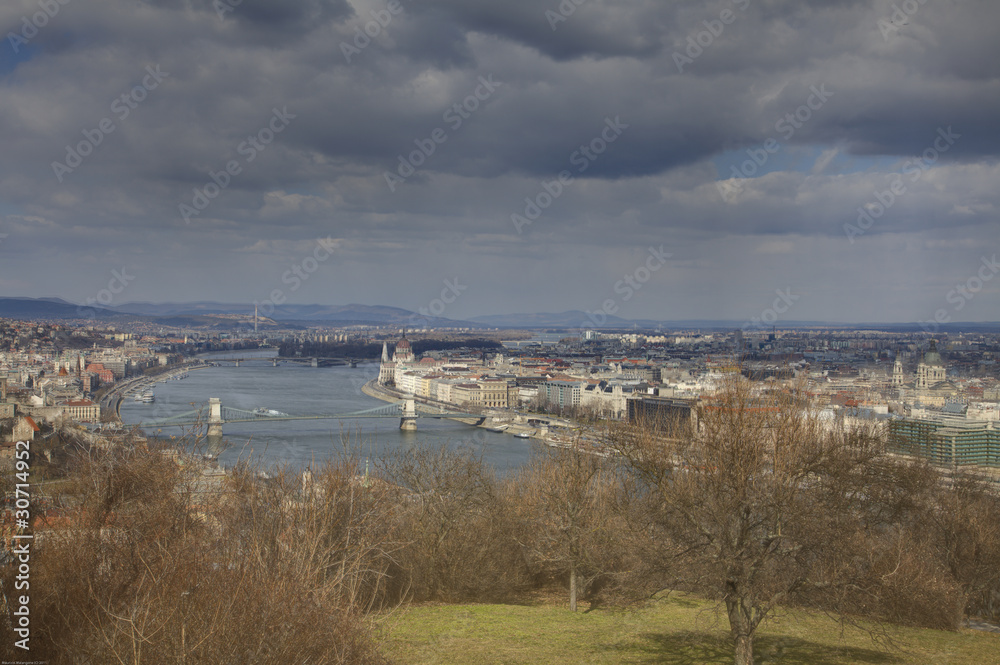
[0,297,122,320]
[113,302,469,326]
[0,298,469,328]
[2,298,999,331]
[469,311,633,328]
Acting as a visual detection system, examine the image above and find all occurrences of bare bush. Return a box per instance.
[381,445,531,602]
[1,437,389,664]
[923,472,1000,622]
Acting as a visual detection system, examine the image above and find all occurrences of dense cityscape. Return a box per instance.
[3,313,999,473]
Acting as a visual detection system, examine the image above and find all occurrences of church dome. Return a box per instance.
[923,340,943,367]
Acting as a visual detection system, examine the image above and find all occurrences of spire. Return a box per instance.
[381,342,389,363]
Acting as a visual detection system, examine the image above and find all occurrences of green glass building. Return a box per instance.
[888,417,1000,468]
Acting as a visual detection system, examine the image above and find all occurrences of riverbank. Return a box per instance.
[361,379,482,427]
[361,379,603,452]
[103,361,213,424]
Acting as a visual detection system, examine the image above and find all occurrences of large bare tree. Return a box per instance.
[611,377,897,665]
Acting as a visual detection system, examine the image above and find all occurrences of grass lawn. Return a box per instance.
[383,593,999,665]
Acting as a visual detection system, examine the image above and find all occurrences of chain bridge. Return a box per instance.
[137,397,484,434]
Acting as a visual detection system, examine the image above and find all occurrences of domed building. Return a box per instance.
[917,340,947,390]
[377,333,416,386]
[893,341,958,406]
[393,335,415,364]
[911,340,958,406]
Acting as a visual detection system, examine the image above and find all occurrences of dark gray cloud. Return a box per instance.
[0,0,998,323]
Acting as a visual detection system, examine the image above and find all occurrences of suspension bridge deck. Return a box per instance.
[135,399,483,430]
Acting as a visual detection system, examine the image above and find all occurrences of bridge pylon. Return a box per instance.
[208,397,223,437]
[400,396,418,431]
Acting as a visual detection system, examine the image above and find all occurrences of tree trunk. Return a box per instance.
[726,593,756,665]
[734,633,754,665]
[570,566,577,612]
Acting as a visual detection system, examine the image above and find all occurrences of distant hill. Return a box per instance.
[468,311,634,329]
[0,298,471,327]
[465,311,742,330]
[0,297,121,320]
[467,312,1000,332]
[4,298,997,332]
[113,302,475,327]
[115,302,478,328]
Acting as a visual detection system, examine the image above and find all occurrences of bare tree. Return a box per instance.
[610,377,897,665]
[513,446,614,611]
[381,444,530,602]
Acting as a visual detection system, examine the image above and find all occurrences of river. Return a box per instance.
[119,350,538,472]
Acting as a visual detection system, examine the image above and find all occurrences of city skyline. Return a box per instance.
[1,0,999,324]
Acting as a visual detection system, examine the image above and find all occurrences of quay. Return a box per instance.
[361,379,597,451]
[100,361,213,425]
[362,379,481,429]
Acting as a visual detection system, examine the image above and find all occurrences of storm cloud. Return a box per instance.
[1,0,998,323]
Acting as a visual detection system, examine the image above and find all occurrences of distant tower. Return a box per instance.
[378,342,396,386]
[892,357,903,386]
[254,304,258,334]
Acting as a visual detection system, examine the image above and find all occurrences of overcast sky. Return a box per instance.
[1,0,998,324]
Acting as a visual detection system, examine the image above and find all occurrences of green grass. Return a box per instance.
[382,594,999,665]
